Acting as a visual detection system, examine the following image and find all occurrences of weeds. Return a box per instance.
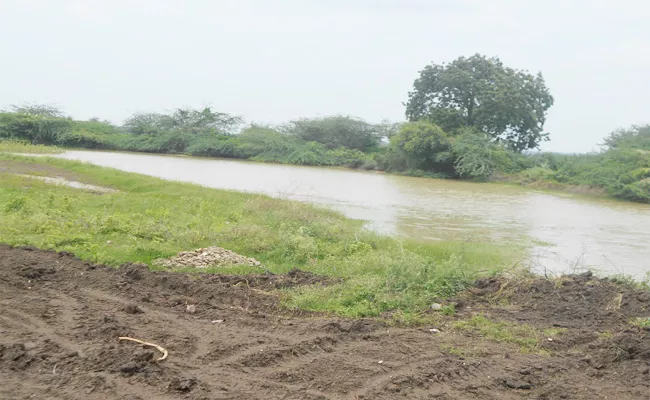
[453,315,565,353]
[632,317,650,328]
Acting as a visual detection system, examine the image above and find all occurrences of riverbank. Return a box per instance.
[2,244,649,399]
[2,152,650,398]
[0,140,627,205]
[0,152,515,320]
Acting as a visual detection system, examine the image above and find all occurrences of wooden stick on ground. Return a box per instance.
[118,336,169,361]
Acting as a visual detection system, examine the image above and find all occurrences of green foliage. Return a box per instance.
[111,131,195,154]
[186,135,238,158]
[59,120,124,148]
[286,115,381,152]
[0,112,72,145]
[113,107,244,154]
[7,104,65,118]
[5,100,650,204]
[453,315,562,353]
[326,147,372,168]
[406,54,554,151]
[388,121,454,174]
[124,107,243,136]
[451,129,511,179]
[604,125,650,151]
[234,126,296,158]
[505,126,650,203]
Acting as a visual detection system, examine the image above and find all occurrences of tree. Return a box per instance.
[168,107,243,134]
[405,54,554,151]
[123,107,243,135]
[0,104,71,144]
[375,119,403,141]
[7,103,66,118]
[451,128,511,179]
[603,125,650,151]
[286,115,381,152]
[122,112,171,135]
[388,121,454,173]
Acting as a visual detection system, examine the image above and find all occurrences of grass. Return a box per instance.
[632,317,650,328]
[453,315,565,353]
[0,153,518,319]
[0,140,64,154]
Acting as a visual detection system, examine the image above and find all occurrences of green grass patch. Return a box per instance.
[0,140,63,154]
[453,315,564,353]
[0,154,518,318]
[632,317,650,328]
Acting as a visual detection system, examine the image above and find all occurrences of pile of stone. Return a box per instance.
[153,246,261,269]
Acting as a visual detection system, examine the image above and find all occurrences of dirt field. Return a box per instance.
[1,245,649,399]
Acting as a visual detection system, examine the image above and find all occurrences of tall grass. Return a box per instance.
[0,154,517,318]
[0,140,63,154]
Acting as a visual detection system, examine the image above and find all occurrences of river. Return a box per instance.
[55,150,650,279]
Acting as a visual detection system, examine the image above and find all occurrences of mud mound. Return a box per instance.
[153,246,261,269]
[1,244,649,399]
[464,271,650,330]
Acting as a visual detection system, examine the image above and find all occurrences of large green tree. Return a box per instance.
[405,54,554,151]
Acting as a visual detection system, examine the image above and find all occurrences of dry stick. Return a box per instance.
[118,337,169,361]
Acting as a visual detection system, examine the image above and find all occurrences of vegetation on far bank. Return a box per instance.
[1,54,649,202]
[0,154,516,319]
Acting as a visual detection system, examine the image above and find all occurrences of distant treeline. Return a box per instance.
[2,53,649,202]
[1,103,649,203]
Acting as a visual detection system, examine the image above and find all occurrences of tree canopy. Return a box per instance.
[123,107,243,136]
[405,54,554,151]
[387,121,454,173]
[0,104,71,145]
[603,125,650,151]
[285,116,381,152]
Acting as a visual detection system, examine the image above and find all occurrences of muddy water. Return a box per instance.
[56,150,650,279]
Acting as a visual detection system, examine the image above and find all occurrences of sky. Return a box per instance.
[1,0,649,153]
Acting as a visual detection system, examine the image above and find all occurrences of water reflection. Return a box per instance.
[56,150,650,279]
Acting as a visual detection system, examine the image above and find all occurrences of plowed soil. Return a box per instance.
[1,245,649,399]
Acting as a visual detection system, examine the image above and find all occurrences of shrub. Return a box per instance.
[186,136,237,158]
[0,112,72,145]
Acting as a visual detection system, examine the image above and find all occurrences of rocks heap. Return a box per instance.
[153,246,261,269]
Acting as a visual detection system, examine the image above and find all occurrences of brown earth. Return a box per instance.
[1,245,649,400]
[0,160,85,181]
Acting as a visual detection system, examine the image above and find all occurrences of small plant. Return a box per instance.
[543,327,567,337]
[598,331,614,339]
[5,195,27,212]
[609,274,638,287]
[633,317,650,328]
[441,304,456,316]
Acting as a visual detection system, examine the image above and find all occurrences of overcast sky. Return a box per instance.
[1,0,649,153]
